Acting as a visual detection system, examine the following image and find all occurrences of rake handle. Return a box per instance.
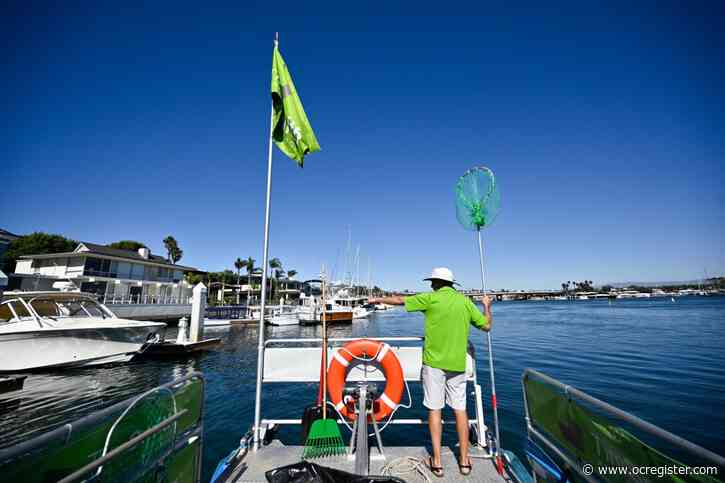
[321,272,328,420]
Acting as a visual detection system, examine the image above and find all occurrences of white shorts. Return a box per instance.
[421,364,467,411]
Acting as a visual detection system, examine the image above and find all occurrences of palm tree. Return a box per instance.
[245,257,255,311]
[287,269,298,279]
[268,258,282,303]
[163,236,183,263]
[234,257,246,304]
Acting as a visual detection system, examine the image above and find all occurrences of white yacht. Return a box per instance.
[268,304,300,326]
[330,288,371,318]
[0,291,166,372]
[297,293,352,325]
[617,290,651,299]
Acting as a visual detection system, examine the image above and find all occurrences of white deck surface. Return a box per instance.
[227,440,510,482]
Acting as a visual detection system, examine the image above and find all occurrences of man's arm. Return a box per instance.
[472,295,493,331]
[368,296,406,305]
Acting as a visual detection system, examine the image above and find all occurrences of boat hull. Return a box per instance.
[0,325,164,372]
[298,310,353,325]
[269,313,300,326]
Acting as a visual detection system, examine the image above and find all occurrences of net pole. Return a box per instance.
[477,229,503,473]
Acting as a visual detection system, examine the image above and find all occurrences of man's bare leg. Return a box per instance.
[428,409,443,467]
[454,409,470,465]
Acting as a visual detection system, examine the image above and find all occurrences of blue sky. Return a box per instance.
[3,4,724,291]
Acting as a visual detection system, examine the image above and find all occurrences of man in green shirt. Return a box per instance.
[369,267,492,477]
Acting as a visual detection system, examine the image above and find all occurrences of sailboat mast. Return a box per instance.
[355,244,360,294]
[343,225,351,287]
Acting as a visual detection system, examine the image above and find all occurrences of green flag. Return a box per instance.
[271,45,320,167]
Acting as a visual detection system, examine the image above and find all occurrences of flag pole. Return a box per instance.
[253,32,278,451]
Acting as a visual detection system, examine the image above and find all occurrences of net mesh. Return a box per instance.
[455,166,500,231]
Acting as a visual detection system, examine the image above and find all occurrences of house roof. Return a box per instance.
[0,228,20,241]
[19,242,201,272]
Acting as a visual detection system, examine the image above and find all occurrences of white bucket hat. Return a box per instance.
[423,267,458,285]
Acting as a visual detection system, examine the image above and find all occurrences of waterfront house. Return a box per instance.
[11,242,202,320]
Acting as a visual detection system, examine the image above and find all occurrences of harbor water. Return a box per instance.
[1,296,724,481]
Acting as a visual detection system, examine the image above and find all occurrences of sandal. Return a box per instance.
[458,457,472,475]
[428,457,444,478]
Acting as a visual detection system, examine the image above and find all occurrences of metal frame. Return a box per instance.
[254,336,493,458]
[0,372,205,483]
[522,368,725,481]
[2,293,117,327]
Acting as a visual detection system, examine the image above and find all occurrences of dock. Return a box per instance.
[138,338,222,356]
[0,376,26,394]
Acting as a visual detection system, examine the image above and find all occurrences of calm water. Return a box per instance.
[1,297,724,481]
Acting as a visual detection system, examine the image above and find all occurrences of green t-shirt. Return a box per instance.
[404,286,489,372]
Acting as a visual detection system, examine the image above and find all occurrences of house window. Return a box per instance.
[130,264,145,280]
[117,262,132,279]
[84,258,115,277]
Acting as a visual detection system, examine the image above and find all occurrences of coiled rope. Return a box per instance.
[381,456,432,483]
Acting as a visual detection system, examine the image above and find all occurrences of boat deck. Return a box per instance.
[227,440,510,482]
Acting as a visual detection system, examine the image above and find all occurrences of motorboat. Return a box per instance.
[297,293,352,325]
[330,288,371,318]
[617,290,650,299]
[268,305,300,326]
[0,291,166,372]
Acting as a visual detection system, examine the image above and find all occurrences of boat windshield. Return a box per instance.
[0,300,33,324]
[29,297,112,320]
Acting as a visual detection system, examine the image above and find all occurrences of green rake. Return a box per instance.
[302,271,346,458]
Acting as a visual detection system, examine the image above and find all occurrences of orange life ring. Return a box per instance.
[327,339,405,422]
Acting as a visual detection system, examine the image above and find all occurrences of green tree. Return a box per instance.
[185,271,204,286]
[2,232,77,272]
[108,240,147,251]
[287,269,298,279]
[163,236,183,263]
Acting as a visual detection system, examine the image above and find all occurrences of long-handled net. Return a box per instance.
[455,166,504,474]
[456,166,500,231]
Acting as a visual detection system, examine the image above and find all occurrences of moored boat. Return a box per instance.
[297,291,353,325]
[0,291,166,372]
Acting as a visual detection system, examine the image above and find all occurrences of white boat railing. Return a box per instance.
[256,336,492,455]
[101,294,192,305]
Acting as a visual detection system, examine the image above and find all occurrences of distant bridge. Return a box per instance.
[394,289,610,301]
[462,289,568,301]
